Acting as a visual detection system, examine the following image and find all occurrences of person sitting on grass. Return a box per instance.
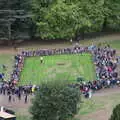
[2,64,7,71]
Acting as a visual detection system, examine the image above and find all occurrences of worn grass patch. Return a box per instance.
[79,97,105,115]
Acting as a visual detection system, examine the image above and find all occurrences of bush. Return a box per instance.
[30,80,81,120]
[110,104,120,120]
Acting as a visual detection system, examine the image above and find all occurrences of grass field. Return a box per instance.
[20,53,96,85]
[108,40,120,49]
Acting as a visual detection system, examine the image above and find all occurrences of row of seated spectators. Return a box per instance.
[10,55,24,84]
[21,47,88,57]
[7,45,119,98]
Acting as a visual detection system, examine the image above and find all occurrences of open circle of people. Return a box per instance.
[0,44,119,103]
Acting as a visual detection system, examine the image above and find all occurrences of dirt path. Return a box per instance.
[0,48,16,55]
[79,87,120,120]
[80,109,110,120]
[0,94,32,116]
[0,34,120,54]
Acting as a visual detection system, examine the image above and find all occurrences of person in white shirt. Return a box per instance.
[88,89,92,98]
[40,57,43,63]
[70,38,73,44]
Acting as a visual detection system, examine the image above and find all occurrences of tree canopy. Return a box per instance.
[30,80,81,120]
[110,104,120,120]
[31,0,120,40]
[0,0,32,43]
[0,0,120,42]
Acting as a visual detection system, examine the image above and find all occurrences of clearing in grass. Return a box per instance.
[20,53,96,85]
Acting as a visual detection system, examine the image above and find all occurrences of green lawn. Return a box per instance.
[96,40,120,49]
[20,53,96,85]
[109,40,120,49]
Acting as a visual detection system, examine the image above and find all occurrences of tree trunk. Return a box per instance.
[82,31,85,40]
[102,17,107,32]
[7,22,13,46]
[74,29,81,41]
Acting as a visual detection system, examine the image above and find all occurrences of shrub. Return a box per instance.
[110,104,120,120]
[30,80,81,120]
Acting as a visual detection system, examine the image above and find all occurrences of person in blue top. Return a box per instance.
[0,73,4,81]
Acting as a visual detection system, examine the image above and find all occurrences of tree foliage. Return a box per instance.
[0,0,32,43]
[0,0,120,41]
[104,0,120,30]
[30,80,81,120]
[110,104,120,120]
[31,0,120,40]
[32,0,120,39]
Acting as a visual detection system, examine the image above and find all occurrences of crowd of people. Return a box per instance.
[80,46,119,98]
[0,81,33,103]
[0,54,36,103]
[21,47,87,57]
[0,44,119,101]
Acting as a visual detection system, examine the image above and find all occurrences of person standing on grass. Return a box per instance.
[40,56,43,64]
[70,38,73,44]
[8,94,12,103]
[88,89,92,98]
[0,73,4,81]
[18,91,21,100]
[2,64,7,71]
[25,94,28,103]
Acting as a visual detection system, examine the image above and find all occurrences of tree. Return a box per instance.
[1,0,120,41]
[110,104,120,120]
[30,80,81,120]
[31,0,107,40]
[101,0,120,31]
[0,0,32,45]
